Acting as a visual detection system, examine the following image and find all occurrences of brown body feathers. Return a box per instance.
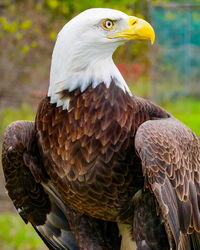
[2,82,200,249]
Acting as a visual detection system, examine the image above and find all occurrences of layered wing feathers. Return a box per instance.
[2,120,78,250]
[135,117,200,248]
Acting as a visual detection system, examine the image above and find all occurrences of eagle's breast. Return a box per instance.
[36,82,144,221]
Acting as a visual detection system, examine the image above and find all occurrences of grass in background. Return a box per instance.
[0,104,35,134]
[0,213,46,250]
[130,82,199,136]
[162,97,200,136]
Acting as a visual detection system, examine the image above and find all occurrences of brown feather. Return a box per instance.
[135,117,200,248]
[35,82,171,224]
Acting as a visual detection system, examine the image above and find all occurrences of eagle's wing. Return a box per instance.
[1,121,78,250]
[135,117,200,249]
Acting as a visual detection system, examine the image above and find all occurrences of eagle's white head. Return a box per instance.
[48,8,155,107]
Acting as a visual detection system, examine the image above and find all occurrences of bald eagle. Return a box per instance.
[2,8,200,250]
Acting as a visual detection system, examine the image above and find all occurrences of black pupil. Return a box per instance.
[107,21,112,27]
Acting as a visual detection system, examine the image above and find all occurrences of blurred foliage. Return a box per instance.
[0,104,35,134]
[0,0,152,108]
[0,0,151,62]
[1,0,199,109]
[0,213,46,250]
[0,0,150,41]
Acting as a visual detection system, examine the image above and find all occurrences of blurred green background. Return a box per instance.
[0,0,199,249]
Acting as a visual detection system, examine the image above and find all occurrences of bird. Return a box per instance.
[1,7,200,250]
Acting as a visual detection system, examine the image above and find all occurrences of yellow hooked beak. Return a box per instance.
[108,16,155,44]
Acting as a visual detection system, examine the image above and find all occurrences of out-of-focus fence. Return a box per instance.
[150,2,200,101]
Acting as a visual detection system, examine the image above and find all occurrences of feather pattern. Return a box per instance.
[36,81,170,222]
[2,81,200,249]
[2,120,122,249]
[2,121,78,250]
[135,118,200,248]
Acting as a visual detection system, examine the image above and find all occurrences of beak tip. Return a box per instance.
[150,30,155,45]
[151,36,155,45]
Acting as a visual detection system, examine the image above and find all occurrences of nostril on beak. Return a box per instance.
[128,17,139,27]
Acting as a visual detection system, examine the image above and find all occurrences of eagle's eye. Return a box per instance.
[101,19,115,30]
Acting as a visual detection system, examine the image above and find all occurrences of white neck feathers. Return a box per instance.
[49,57,130,103]
[48,14,131,107]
